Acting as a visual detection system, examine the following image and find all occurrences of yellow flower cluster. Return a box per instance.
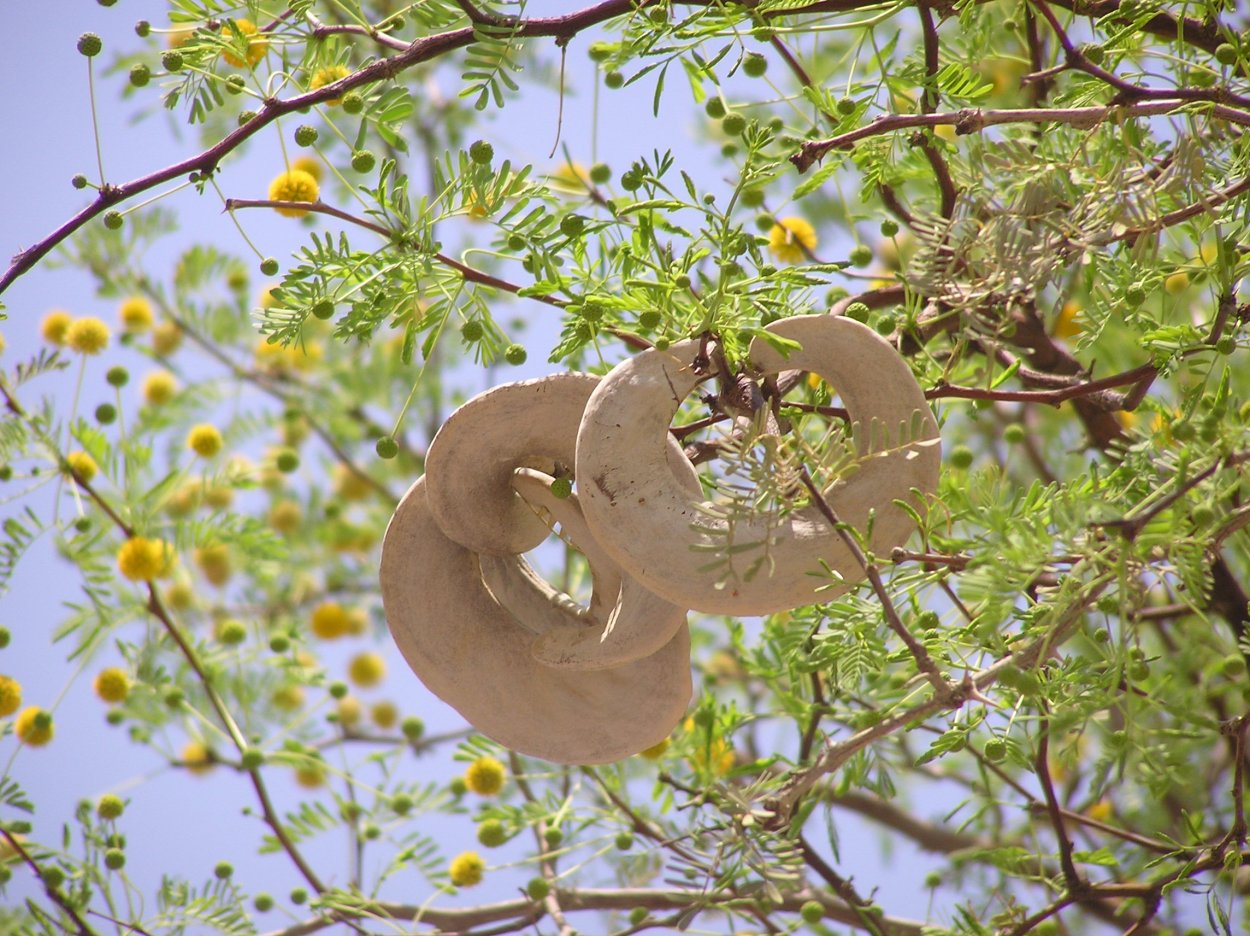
[767,217,817,265]
[118,296,154,333]
[0,675,21,717]
[15,706,53,746]
[309,64,350,105]
[221,18,268,68]
[268,169,320,218]
[66,317,111,355]
[40,310,72,345]
[65,451,99,483]
[152,321,183,355]
[448,851,485,887]
[310,601,352,639]
[181,740,214,775]
[142,370,179,405]
[348,652,386,688]
[93,667,130,704]
[463,756,506,796]
[194,543,232,587]
[186,423,224,458]
[117,537,175,582]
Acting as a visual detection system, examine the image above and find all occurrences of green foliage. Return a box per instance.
[3,1,1250,934]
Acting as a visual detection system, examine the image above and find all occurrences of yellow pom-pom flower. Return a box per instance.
[348,651,386,688]
[187,423,224,458]
[267,501,302,535]
[194,544,232,587]
[310,601,351,639]
[117,536,174,582]
[333,464,373,501]
[65,451,98,483]
[15,706,53,747]
[291,156,323,182]
[371,700,398,730]
[268,169,320,218]
[637,738,670,759]
[152,321,183,355]
[309,64,350,104]
[336,695,363,726]
[294,764,325,788]
[41,310,72,346]
[67,317,111,355]
[768,217,817,265]
[448,851,485,888]
[271,685,305,711]
[1054,300,1082,339]
[142,370,178,405]
[0,675,21,718]
[118,296,154,333]
[221,18,268,68]
[463,756,506,796]
[1164,271,1190,294]
[181,740,214,775]
[93,667,130,704]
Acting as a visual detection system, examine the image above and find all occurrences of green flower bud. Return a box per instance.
[341,92,364,114]
[527,877,550,900]
[214,861,233,880]
[95,403,117,424]
[78,33,103,57]
[949,445,974,469]
[721,112,746,136]
[259,257,279,276]
[294,125,318,147]
[161,50,184,72]
[401,716,424,739]
[589,162,611,184]
[351,150,376,173]
[742,52,767,77]
[130,64,151,87]
[469,140,494,164]
[460,320,484,342]
[504,344,527,366]
[103,211,124,230]
[604,70,625,89]
[375,437,399,460]
[849,244,874,267]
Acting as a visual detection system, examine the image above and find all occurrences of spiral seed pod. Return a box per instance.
[379,478,691,764]
[575,314,941,615]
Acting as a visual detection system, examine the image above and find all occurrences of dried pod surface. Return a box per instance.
[576,314,941,615]
[380,478,692,764]
[509,468,692,670]
[424,374,598,556]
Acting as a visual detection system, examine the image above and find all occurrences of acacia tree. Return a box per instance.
[1,0,1249,934]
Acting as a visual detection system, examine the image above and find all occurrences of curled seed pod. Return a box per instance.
[575,314,941,615]
[379,479,690,764]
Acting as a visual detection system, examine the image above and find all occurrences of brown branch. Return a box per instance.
[0,0,687,299]
[798,466,954,700]
[0,828,100,936]
[1035,707,1085,890]
[791,100,1250,172]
